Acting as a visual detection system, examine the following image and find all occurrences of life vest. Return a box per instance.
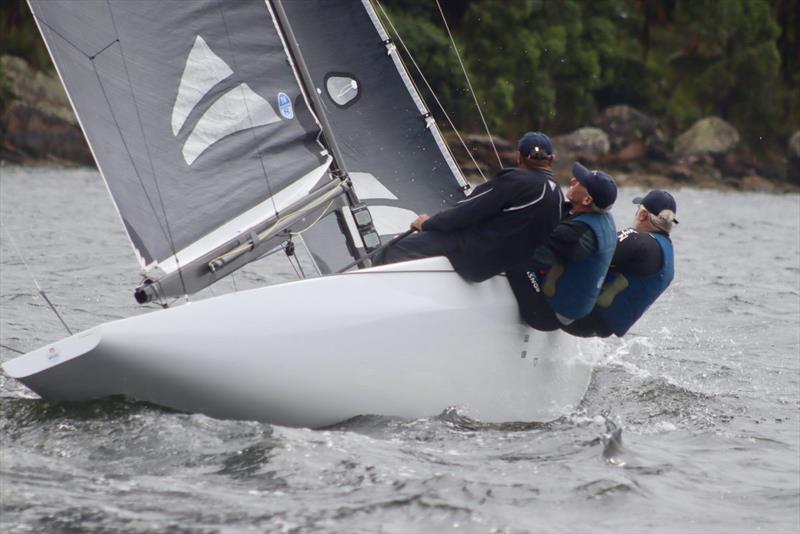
[595,232,674,336]
[536,212,616,322]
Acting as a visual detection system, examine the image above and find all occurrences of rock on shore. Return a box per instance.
[1,54,92,165]
[674,117,740,156]
[450,106,796,191]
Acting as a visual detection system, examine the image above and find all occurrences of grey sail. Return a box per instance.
[27,0,337,298]
[275,0,468,273]
[28,0,469,296]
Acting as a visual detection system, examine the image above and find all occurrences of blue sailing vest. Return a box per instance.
[595,233,674,336]
[537,212,616,321]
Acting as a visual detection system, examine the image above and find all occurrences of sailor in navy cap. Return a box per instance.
[562,189,678,338]
[506,162,618,331]
[374,131,564,283]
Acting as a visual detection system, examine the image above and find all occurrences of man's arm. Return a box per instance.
[421,175,533,232]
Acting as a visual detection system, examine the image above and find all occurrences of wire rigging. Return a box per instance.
[2,223,73,335]
[0,343,25,355]
[434,0,503,168]
[373,0,488,182]
[105,1,190,303]
[31,16,177,257]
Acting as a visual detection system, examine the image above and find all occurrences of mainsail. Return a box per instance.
[28,0,467,299]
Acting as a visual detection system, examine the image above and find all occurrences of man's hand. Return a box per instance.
[410,214,429,232]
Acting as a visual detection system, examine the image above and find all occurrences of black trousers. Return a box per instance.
[561,312,613,338]
[505,270,562,331]
[373,230,457,266]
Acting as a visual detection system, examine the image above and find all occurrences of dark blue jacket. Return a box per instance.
[595,232,674,336]
[422,168,563,282]
[536,212,616,321]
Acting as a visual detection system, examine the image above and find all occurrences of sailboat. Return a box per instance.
[2,0,599,428]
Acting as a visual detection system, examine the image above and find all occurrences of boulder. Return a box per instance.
[593,105,669,163]
[551,127,610,166]
[1,54,92,164]
[674,116,740,156]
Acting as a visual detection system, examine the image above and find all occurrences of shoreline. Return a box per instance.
[3,158,798,195]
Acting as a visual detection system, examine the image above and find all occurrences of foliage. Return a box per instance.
[1,1,52,117]
[379,0,797,149]
[1,0,797,150]
[1,1,51,71]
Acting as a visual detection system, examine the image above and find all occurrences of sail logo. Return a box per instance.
[171,36,287,166]
[278,93,294,119]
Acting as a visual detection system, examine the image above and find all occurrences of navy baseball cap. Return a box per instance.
[518,131,553,160]
[572,162,617,210]
[633,190,679,223]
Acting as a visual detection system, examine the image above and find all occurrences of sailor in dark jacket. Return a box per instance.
[562,190,677,338]
[507,163,618,331]
[375,132,564,282]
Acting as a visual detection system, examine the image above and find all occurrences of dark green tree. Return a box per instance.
[667,0,782,143]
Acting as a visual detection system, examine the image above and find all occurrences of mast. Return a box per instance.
[271,0,382,258]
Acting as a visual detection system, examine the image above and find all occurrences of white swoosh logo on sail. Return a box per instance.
[182,83,281,165]
[172,36,283,166]
[171,36,233,136]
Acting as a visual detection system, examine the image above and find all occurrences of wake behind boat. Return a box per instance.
[2,0,599,427]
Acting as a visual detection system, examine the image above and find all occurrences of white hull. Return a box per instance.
[2,258,599,428]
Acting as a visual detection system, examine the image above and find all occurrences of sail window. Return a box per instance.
[325,74,360,107]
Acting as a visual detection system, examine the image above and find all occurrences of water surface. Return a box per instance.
[1,165,798,533]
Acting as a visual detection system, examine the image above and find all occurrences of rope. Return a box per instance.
[208,184,343,268]
[106,1,190,303]
[293,253,307,278]
[290,200,335,236]
[32,16,178,265]
[2,223,73,335]
[434,0,503,169]
[285,247,302,278]
[374,0,487,182]
[283,198,335,280]
[0,343,25,355]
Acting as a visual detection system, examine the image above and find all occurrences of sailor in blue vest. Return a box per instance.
[507,162,618,331]
[562,190,677,338]
[374,132,564,282]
